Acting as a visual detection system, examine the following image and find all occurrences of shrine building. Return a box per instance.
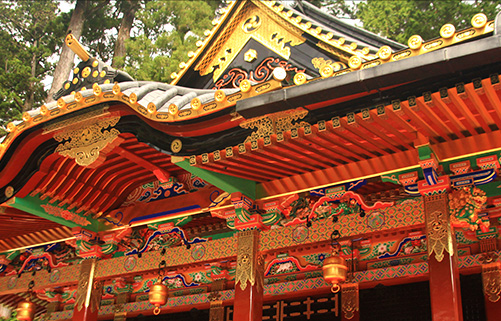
[0,1,501,321]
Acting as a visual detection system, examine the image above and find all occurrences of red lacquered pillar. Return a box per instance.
[233,229,264,321]
[424,192,463,321]
[73,259,103,321]
[482,262,501,321]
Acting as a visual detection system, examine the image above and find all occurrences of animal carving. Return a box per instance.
[275,262,293,273]
[449,186,489,232]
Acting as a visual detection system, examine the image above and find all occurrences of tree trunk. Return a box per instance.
[25,41,38,112]
[46,0,88,103]
[112,0,139,69]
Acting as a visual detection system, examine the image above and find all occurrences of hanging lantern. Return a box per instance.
[149,260,168,315]
[17,281,35,321]
[322,231,348,293]
[16,300,35,321]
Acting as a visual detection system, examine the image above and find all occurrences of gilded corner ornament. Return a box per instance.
[75,259,102,312]
[341,283,359,320]
[53,115,121,167]
[425,194,454,262]
[235,229,260,291]
[482,263,501,303]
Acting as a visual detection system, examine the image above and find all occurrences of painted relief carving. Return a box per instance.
[213,57,305,89]
[482,263,501,302]
[41,204,92,226]
[53,116,120,167]
[449,186,489,232]
[235,230,260,291]
[425,194,454,262]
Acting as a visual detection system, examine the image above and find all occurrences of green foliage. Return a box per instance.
[124,0,222,82]
[327,0,501,44]
[0,309,16,321]
[0,0,68,130]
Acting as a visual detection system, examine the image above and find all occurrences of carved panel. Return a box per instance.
[424,194,454,262]
[482,262,501,303]
[235,230,260,291]
[341,283,359,320]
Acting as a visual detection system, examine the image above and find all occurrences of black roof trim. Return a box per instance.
[292,0,406,52]
[236,33,501,118]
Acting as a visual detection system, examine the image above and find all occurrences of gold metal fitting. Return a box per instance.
[239,79,251,93]
[170,72,179,79]
[171,139,182,153]
[244,49,257,62]
[112,83,121,95]
[214,90,226,102]
[293,73,307,85]
[74,92,83,102]
[325,32,334,40]
[147,102,156,114]
[92,60,99,68]
[295,16,302,23]
[377,46,392,60]
[6,122,16,133]
[179,62,187,69]
[57,98,66,109]
[304,21,312,29]
[408,35,423,50]
[440,24,455,38]
[72,78,79,85]
[204,29,212,37]
[320,65,334,78]
[338,37,345,45]
[5,186,14,198]
[100,70,106,78]
[92,83,102,96]
[92,70,98,78]
[81,67,91,78]
[168,104,178,115]
[74,67,80,75]
[272,67,287,81]
[80,86,86,91]
[40,105,48,116]
[196,40,204,47]
[350,42,357,50]
[348,56,362,69]
[188,51,195,58]
[286,10,293,18]
[22,112,31,122]
[104,79,110,84]
[64,82,71,90]
[471,13,487,29]
[191,97,202,110]
[129,93,138,104]
[362,47,370,55]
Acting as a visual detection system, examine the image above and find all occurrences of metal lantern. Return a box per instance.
[17,281,36,321]
[322,252,348,293]
[16,300,35,321]
[322,230,348,293]
[149,260,168,315]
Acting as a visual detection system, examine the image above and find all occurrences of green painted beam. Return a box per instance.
[174,159,256,199]
[11,194,106,232]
